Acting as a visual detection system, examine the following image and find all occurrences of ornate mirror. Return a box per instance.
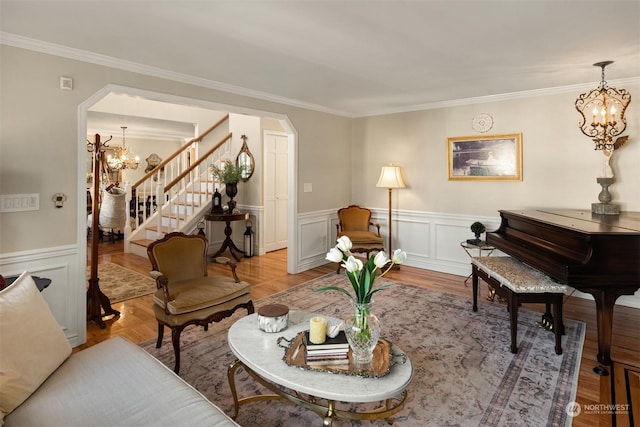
[236,135,255,182]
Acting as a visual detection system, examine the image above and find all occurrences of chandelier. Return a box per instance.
[107,126,139,170]
[575,61,631,151]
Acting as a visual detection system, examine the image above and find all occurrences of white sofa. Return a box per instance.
[0,272,239,427]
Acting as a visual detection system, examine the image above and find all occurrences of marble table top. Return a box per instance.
[227,311,413,403]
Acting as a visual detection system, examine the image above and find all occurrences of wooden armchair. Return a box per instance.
[335,205,385,271]
[147,232,254,373]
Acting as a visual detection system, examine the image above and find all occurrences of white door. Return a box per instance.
[264,131,288,252]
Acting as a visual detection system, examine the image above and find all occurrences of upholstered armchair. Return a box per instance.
[335,205,385,271]
[147,232,254,373]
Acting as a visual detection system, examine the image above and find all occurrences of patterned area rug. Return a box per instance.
[139,273,585,426]
[87,262,155,303]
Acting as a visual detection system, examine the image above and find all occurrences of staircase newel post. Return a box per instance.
[124,181,132,253]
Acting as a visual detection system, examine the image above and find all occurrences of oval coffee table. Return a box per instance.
[227,311,413,425]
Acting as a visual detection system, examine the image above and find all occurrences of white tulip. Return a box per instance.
[326,247,343,263]
[336,236,352,252]
[392,249,407,265]
[373,251,389,269]
[342,256,363,273]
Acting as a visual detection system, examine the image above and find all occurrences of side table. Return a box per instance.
[460,240,497,299]
[204,212,248,261]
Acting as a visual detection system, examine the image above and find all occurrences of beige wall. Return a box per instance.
[1,44,638,255]
[353,87,640,217]
[0,45,353,253]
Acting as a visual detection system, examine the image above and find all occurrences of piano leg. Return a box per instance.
[551,295,563,355]
[508,293,518,354]
[582,286,639,376]
[471,265,479,312]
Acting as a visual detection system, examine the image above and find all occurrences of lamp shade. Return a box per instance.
[376,165,406,189]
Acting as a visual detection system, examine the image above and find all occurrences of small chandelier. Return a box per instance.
[107,126,139,170]
[575,61,631,151]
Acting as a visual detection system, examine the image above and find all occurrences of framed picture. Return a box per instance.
[447,133,522,181]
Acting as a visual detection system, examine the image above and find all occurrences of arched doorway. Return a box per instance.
[77,84,300,294]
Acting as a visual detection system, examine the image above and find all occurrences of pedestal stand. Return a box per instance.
[204,212,247,261]
[592,177,620,215]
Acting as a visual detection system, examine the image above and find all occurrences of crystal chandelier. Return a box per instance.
[575,61,631,151]
[107,126,139,170]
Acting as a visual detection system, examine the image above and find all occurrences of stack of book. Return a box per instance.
[304,330,350,366]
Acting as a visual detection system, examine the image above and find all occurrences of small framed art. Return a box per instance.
[447,133,522,181]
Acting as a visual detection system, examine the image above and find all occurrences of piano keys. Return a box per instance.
[486,209,640,371]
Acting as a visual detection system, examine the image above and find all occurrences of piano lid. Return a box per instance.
[487,209,640,286]
[502,209,640,234]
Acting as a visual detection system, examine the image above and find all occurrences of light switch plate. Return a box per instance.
[0,193,40,212]
[303,183,313,193]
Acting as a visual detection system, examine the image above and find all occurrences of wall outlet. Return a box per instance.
[303,183,312,193]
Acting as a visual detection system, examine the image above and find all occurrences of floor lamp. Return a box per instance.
[376,165,406,268]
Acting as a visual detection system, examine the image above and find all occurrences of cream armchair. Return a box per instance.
[147,232,254,373]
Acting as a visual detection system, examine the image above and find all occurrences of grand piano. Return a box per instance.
[486,209,640,370]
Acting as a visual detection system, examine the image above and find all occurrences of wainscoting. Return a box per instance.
[297,208,502,277]
[0,244,84,347]
[1,208,637,349]
[296,208,640,310]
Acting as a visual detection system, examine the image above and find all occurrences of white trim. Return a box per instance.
[360,77,640,117]
[4,32,638,119]
[0,32,352,118]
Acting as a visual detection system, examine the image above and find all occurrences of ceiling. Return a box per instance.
[1,1,639,117]
[87,111,197,140]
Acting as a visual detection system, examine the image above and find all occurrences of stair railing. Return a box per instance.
[155,132,232,236]
[123,114,231,250]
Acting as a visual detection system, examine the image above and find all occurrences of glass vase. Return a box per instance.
[344,301,380,369]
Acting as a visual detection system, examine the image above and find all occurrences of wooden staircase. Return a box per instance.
[123,115,233,257]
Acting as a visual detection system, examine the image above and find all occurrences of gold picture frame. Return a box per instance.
[447,133,522,181]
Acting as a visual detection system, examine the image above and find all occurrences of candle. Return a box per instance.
[309,316,327,344]
[610,106,616,123]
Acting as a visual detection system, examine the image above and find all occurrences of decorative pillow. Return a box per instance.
[0,272,72,422]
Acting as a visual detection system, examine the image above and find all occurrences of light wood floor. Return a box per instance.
[84,239,639,427]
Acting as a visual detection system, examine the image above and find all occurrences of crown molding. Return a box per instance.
[2,32,638,119]
[0,32,355,118]
[358,77,640,117]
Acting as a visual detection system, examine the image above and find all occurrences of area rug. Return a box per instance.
[140,273,585,426]
[86,262,155,303]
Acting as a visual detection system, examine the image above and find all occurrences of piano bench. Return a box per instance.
[470,256,568,355]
